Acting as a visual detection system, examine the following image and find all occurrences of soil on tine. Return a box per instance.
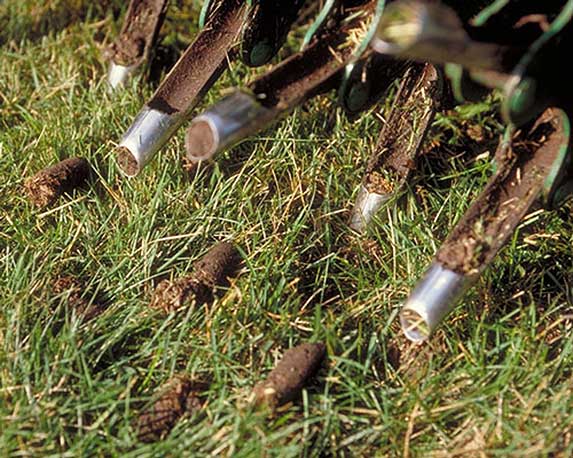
[185,120,216,162]
[136,376,206,443]
[252,342,326,410]
[365,63,442,192]
[148,0,245,114]
[116,146,139,176]
[436,108,564,275]
[108,0,168,66]
[150,242,241,313]
[25,157,91,208]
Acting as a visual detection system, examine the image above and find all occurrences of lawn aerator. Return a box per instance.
[372,0,573,341]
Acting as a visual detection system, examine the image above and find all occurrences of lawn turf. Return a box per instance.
[1,1,573,456]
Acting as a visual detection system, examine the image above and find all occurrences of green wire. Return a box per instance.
[355,0,386,57]
[302,0,337,48]
[514,0,573,77]
[470,0,510,27]
[198,0,213,28]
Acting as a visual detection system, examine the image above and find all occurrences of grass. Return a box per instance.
[1,1,573,456]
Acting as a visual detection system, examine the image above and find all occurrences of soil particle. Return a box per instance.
[108,0,169,66]
[252,342,326,409]
[25,157,91,208]
[136,376,206,443]
[52,276,103,321]
[437,108,565,275]
[150,242,240,312]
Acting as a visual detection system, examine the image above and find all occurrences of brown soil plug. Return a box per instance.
[52,276,103,321]
[150,242,241,313]
[252,342,326,409]
[24,157,91,208]
[136,376,206,443]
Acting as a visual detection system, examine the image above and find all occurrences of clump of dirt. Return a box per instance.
[136,376,206,443]
[52,276,104,321]
[108,0,169,66]
[150,242,241,312]
[24,157,91,208]
[252,342,326,409]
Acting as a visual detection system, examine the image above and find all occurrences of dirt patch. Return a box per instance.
[148,0,245,115]
[52,276,104,321]
[136,376,207,443]
[437,108,566,275]
[150,242,241,312]
[108,0,169,66]
[252,342,326,409]
[24,157,91,208]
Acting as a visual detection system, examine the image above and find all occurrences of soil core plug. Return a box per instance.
[150,242,241,313]
[252,342,326,410]
[25,157,91,208]
[136,376,206,442]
